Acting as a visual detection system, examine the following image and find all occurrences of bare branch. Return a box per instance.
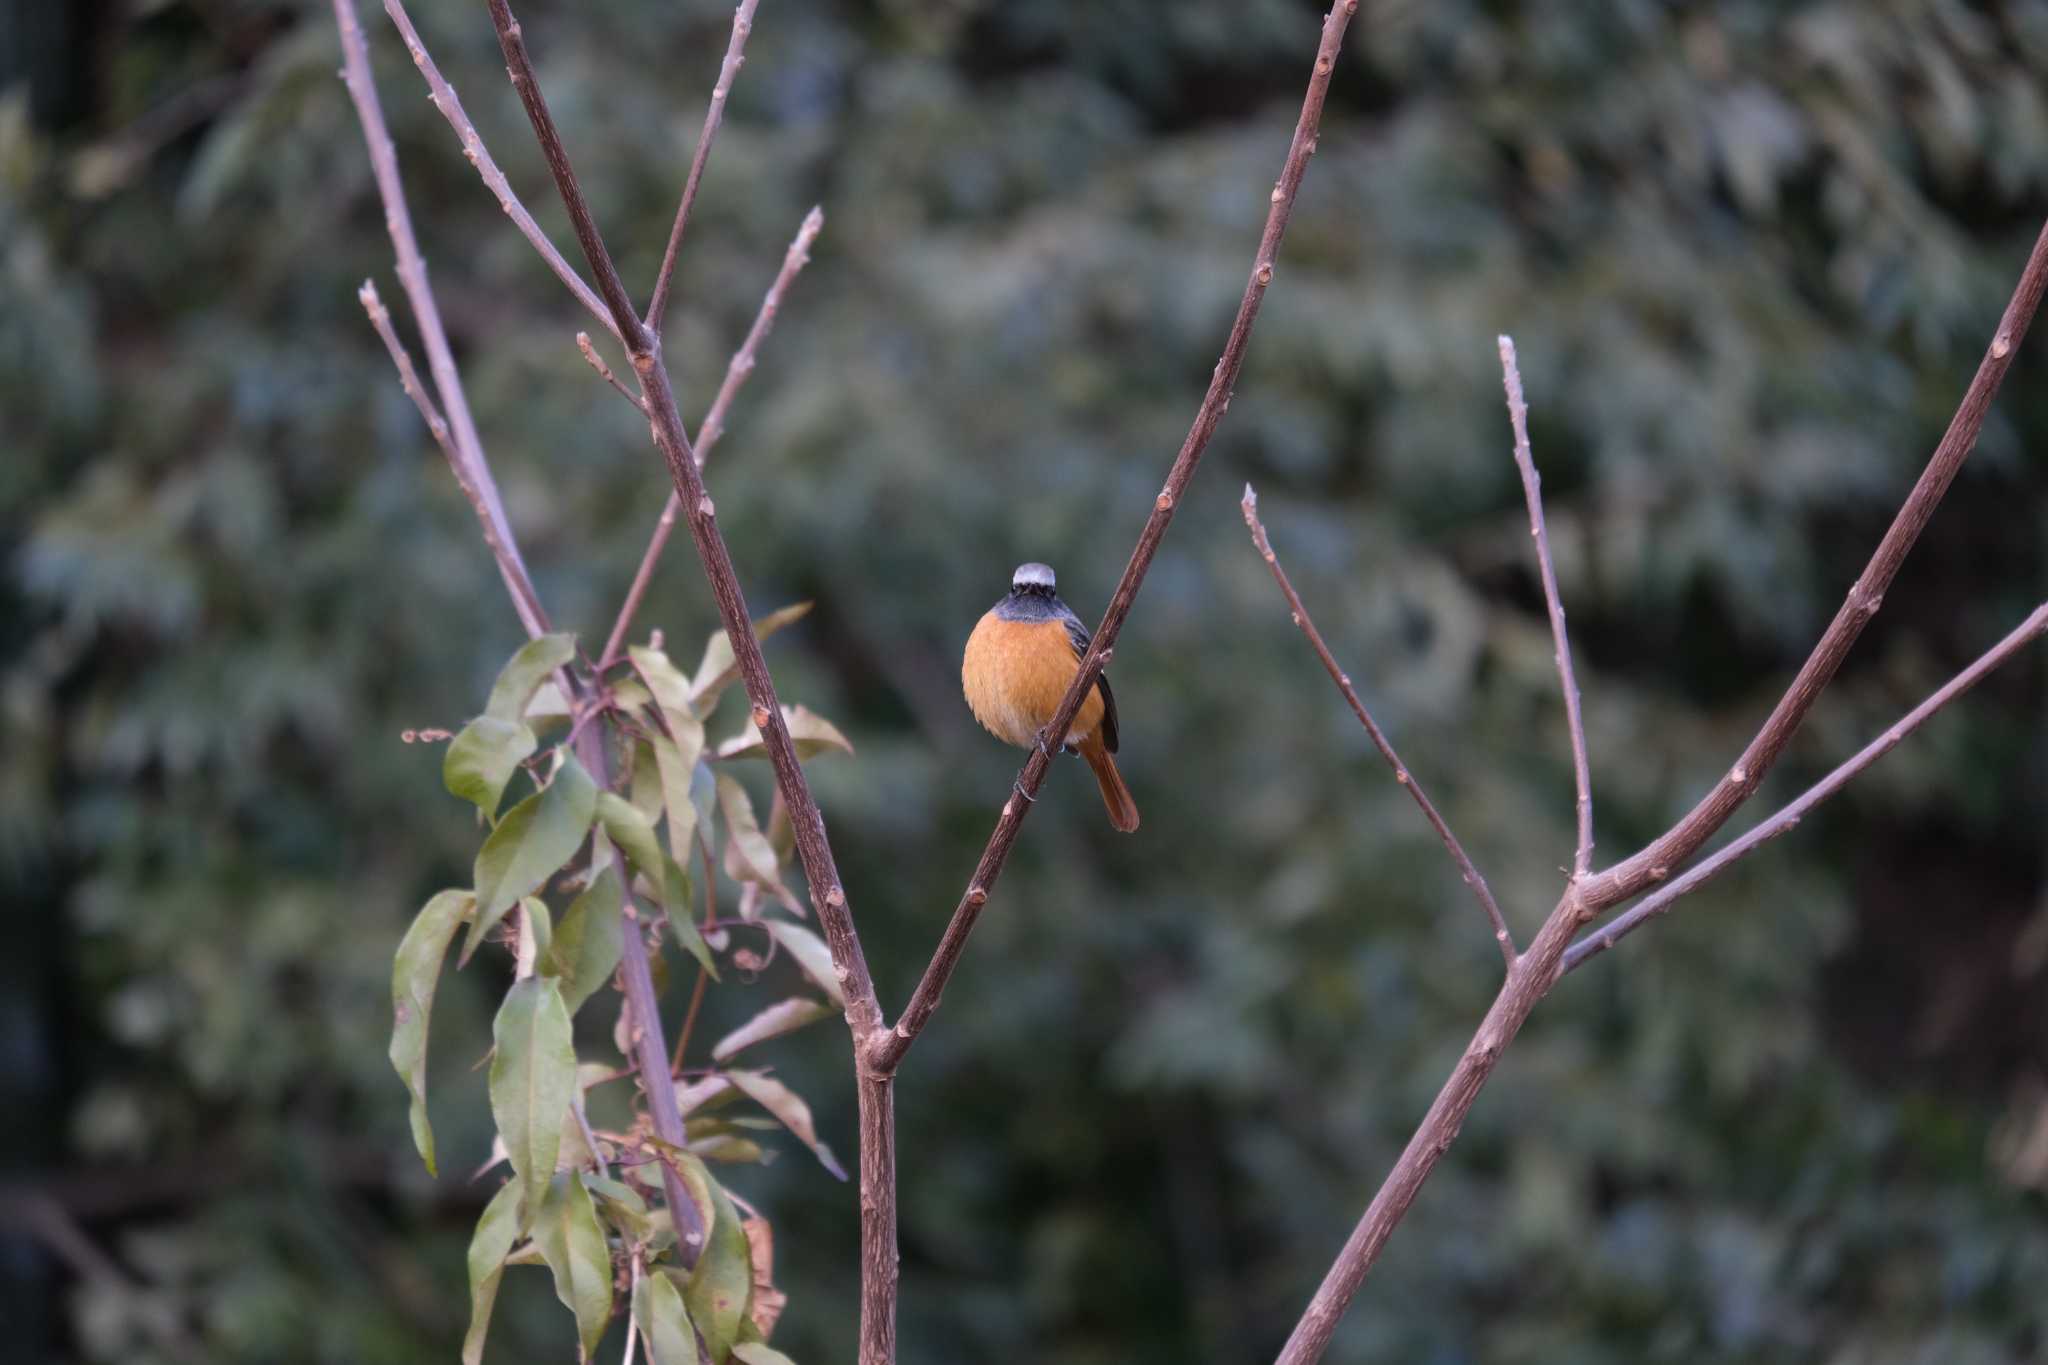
[645,0,762,335]
[359,281,456,459]
[1563,600,2048,974]
[600,207,825,670]
[334,0,550,640]
[381,0,621,340]
[1276,217,2048,1364]
[1581,218,2048,912]
[577,330,644,410]
[1241,483,1516,967]
[871,0,1361,1077]
[1498,335,1593,878]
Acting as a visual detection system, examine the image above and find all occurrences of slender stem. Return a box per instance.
[1241,484,1516,966]
[1563,601,2048,974]
[872,0,1361,1076]
[600,208,825,669]
[1579,217,2048,914]
[644,0,761,335]
[1498,336,1593,878]
[381,0,621,340]
[1277,899,1581,1365]
[359,281,460,464]
[334,0,550,640]
[623,1255,642,1365]
[1275,220,2048,1362]
[477,6,892,1353]
[669,827,722,1076]
[578,331,644,409]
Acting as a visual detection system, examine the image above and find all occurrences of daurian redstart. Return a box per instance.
[962,562,1140,832]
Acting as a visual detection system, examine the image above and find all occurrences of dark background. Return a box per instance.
[5,1,2046,1361]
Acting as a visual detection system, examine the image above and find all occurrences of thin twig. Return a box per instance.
[334,0,550,640]
[644,0,761,335]
[1275,218,2048,1364]
[476,7,893,1355]
[668,826,721,1077]
[623,1255,643,1365]
[380,0,620,340]
[1563,601,2048,974]
[578,330,644,409]
[1241,484,1516,967]
[599,207,825,670]
[1499,336,1593,878]
[1580,218,2048,910]
[359,281,457,462]
[872,0,1361,1076]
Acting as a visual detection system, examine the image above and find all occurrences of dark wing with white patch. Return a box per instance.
[1053,595,1120,754]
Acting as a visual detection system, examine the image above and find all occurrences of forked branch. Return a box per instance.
[382,0,620,340]
[1276,218,2048,1363]
[335,0,549,640]
[1241,483,1517,966]
[1563,600,2048,973]
[1581,220,2048,911]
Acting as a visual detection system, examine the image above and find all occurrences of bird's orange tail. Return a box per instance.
[1079,732,1140,833]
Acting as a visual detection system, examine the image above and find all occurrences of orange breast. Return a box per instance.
[961,613,1106,750]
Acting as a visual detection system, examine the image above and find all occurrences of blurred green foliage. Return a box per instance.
[5,0,2045,1362]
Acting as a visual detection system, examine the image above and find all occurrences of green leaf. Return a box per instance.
[629,642,702,736]
[681,1175,753,1356]
[389,889,472,1176]
[733,1344,799,1365]
[690,1133,768,1164]
[520,896,552,975]
[597,791,675,905]
[486,632,577,722]
[551,864,624,1016]
[625,739,665,823]
[640,1137,720,1263]
[633,1261,698,1365]
[689,601,813,711]
[465,753,598,964]
[717,775,793,912]
[728,1069,847,1180]
[715,704,855,762]
[649,731,701,868]
[675,1073,741,1118]
[582,1172,651,1243]
[711,997,834,1064]
[533,1173,614,1359]
[667,891,718,980]
[444,716,538,820]
[462,1180,524,1365]
[762,920,845,1009]
[489,977,578,1226]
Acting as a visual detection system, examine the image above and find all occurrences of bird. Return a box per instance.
[961,562,1140,832]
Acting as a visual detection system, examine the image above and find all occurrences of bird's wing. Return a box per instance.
[1055,598,1120,754]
